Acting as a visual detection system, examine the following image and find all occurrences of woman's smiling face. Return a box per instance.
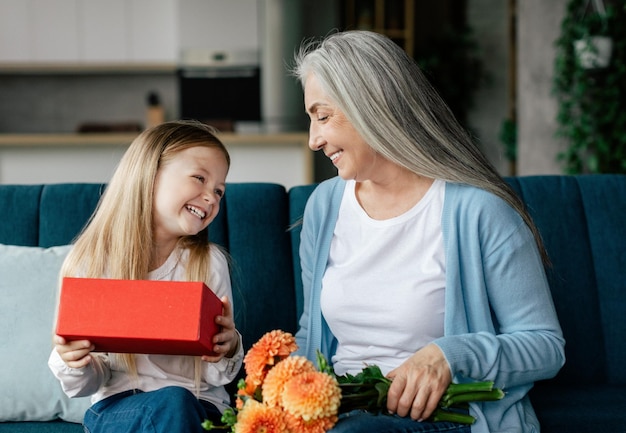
[304,74,379,182]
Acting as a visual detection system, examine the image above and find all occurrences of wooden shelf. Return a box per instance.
[0,132,313,189]
[344,0,415,57]
[0,132,309,148]
[0,62,177,75]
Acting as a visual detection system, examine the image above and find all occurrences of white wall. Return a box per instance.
[466,0,511,176]
[517,0,568,175]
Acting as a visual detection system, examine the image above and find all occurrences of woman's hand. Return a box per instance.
[53,335,94,369]
[386,343,451,421]
[201,296,240,362]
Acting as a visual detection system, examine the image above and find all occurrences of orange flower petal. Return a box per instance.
[262,356,316,408]
[281,371,341,422]
[284,411,338,433]
[244,330,298,383]
[235,400,287,433]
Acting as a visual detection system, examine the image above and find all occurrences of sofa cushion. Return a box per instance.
[530,383,626,433]
[0,185,43,247]
[221,183,298,350]
[577,175,626,385]
[288,184,318,320]
[506,176,606,385]
[38,184,106,248]
[0,244,91,423]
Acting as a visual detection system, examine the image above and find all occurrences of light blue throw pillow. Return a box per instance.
[0,244,91,423]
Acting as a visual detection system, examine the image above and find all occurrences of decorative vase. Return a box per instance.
[574,35,613,69]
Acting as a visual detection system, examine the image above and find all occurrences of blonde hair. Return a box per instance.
[61,119,230,387]
[293,30,548,262]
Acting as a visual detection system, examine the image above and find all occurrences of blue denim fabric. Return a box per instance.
[330,410,471,433]
[83,387,221,433]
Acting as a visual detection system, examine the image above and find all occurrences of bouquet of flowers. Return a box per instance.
[202,330,504,433]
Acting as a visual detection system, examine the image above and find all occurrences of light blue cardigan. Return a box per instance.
[295,177,565,433]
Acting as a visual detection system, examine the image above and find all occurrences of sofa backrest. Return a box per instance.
[213,183,298,350]
[1,175,625,387]
[0,183,106,247]
[0,182,298,355]
[506,175,626,386]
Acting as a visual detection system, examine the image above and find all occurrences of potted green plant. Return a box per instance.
[553,0,626,174]
[573,0,613,68]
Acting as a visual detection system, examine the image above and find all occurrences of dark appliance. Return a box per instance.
[178,49,261,132]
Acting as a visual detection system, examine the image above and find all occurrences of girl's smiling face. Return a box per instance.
[152,145,228,245]
[304,74,379,182]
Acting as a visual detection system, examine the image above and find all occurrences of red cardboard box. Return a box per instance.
[56,277,223,356]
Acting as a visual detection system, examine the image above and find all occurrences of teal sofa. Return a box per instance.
[0,175,625,432]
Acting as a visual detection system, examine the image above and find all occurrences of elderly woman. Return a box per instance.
[293,30,564,433]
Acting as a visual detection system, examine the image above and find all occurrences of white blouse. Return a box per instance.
[321,179,446,376]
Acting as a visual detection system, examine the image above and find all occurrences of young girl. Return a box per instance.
[48,120,243,433]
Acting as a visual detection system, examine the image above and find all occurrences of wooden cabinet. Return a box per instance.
[0,0,30,62]
[0,0,178,65]
[127,0,178,63]
[343,0,415,57]
[178,0,258,53]
[80,0,128,62]
[31,0,80,61]
[0,0,258,68]
[0,0,80,62]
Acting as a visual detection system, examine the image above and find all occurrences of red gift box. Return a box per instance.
[56,277,223,356]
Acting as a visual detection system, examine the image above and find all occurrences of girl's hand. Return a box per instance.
[53,334,95,369]
[201,296,240,362]
[386,343,451,421]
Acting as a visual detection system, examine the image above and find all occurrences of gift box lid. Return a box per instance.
[56,277,222,356]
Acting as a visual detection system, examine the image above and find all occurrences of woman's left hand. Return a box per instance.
[201,296,240,362]
[386,343,451,421]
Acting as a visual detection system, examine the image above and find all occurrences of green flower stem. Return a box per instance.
[442,389,505,408]
[431,408,477,425]
[445,381,495,395]
[338,388,388,412]
[319,353,505,426]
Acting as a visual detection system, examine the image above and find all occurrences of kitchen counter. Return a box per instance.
[0,132,312,188]
[0,133,139,146]
[0,132,309,146]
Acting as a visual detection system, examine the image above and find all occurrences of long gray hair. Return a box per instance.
[293,30,548,263]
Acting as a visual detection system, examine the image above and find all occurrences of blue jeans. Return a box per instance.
[83,387,222,433]
[330,410,471,433]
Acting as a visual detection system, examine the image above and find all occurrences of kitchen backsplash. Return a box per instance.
[0,73,177,133]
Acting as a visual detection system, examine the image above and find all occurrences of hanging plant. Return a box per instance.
[553,0,626,174]
[574,35,613,68]
[572,0,613,69]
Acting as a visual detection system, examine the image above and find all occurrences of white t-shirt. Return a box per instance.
[320,179,446,376]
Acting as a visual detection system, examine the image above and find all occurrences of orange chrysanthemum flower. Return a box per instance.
[283,411,338,433]
[235,379,258,410]
[281,371,342,422]
[235,400,287,433]
[244,330,298,387]
[235,394,245,411]
[262,356,316,408]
